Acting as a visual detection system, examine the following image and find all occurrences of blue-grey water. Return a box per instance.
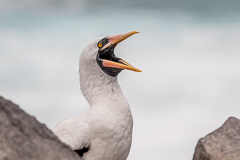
[1,1,240,160]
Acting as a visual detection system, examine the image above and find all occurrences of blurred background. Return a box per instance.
[1,0,240,159]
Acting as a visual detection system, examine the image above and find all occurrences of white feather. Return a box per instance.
[52,37,133,160]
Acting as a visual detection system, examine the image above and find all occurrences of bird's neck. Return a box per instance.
[80,64,128,108]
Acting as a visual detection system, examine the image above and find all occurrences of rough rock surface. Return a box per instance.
[193,117,240,160]
[0,96,80,160]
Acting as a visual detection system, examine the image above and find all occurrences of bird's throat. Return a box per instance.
[80,67,126,107]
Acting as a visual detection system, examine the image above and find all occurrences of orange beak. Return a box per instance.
[101,31,142,72]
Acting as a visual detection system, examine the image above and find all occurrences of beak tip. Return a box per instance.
[134,68,142,72]
[132,31,140,34]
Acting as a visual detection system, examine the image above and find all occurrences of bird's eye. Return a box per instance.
[98,43,102,48]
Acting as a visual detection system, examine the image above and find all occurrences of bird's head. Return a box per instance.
[80,31,141,77]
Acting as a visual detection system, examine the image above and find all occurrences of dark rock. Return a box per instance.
[0,96,80,160]
[193,117,240,160]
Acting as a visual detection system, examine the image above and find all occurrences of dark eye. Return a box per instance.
[98,43,102,48]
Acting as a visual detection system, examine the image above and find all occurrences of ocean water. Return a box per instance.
[1,2,240,160]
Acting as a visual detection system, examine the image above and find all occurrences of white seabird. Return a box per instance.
[52,31,141,160]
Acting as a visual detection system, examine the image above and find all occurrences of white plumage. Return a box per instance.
[52,31,140,160]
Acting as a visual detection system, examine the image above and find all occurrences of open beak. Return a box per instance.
[101,31,142,72]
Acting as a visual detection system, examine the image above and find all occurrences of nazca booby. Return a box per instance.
[52,31,141,160]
